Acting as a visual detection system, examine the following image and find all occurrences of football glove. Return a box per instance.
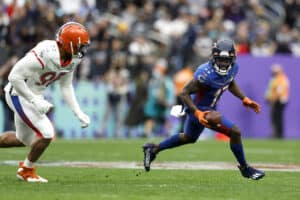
[170,105,186,117]
[194,109,211,128]
[76,112,90,128]
[30,97,53,115]
[242,97,261,113]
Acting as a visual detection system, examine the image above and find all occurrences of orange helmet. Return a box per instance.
[56,22,90,58]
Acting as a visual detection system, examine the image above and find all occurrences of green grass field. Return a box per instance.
[0,138,300,200]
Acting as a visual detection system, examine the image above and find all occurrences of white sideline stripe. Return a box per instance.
[1,160,300,172]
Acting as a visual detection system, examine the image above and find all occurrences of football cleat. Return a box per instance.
[238,165,265,180]
[143,143,157,172]
[17,162,48,183]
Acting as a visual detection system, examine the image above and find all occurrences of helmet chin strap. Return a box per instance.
[213,63,232,75]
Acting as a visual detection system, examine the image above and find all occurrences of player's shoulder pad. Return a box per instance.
[194,62,213,84]
[34,40,57,54]
[34,40,58,53]
[33,40,60,64]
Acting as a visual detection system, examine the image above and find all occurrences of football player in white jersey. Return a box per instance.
[0,22,90,182]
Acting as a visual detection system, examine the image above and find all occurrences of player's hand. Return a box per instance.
[242,97,261,113]
[76,112,90,128]
[194,109,211,127]
[30,97,53,115]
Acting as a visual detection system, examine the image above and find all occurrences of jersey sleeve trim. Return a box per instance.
[31,50,45,69]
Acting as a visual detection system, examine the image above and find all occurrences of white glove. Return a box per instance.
[76,112,90,128]
[170,105,185,117]
[30,97,53,115]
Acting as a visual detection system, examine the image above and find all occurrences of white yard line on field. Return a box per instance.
[1,160,300,172]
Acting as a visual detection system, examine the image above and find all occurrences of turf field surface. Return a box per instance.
[0,139,299,200]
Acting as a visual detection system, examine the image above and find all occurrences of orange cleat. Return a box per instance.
[16,162,48,183]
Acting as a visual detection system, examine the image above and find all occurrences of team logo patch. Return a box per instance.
[198,75,206,83]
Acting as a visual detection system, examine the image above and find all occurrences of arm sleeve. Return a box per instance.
[8,53,41,102]
[59,71,83,116]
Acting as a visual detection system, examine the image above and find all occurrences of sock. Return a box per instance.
[158,133,184,152]
[24,158,35,168]
[230,143,247,167]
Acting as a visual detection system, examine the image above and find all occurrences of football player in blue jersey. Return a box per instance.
[143,39,265,180]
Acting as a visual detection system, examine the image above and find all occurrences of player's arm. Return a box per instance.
[179,78,209,125]
[229,80,261,113]
[228,79,246,100]
[59,72,90,128]
[8,54,40,102]
[8,53,53,114]
[179,79,201,113]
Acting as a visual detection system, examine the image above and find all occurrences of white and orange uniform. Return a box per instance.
[4,40,88,146]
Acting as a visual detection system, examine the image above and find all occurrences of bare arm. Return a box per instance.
[179,78,210,125]
[228,79,246,100]
[179,78,204,113]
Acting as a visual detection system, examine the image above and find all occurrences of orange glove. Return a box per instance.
[242,97,261,113]
[194,110,211,127]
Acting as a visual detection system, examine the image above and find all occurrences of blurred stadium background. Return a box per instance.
[1,1,300,199]
[0,0,300,139]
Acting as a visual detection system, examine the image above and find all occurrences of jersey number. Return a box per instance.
[39,72,67,86]
[210,85,229,107]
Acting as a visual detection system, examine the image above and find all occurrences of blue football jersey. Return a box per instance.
[192,61,239,109]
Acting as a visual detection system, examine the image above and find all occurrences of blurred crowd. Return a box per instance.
[0,0,300,137]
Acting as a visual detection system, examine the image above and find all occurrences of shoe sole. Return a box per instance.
[16,174,48,183]
[250,173,265,180]
[143,148,151,172]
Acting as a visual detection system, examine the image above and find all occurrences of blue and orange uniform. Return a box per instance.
[182,61,238,141]
[143,39,265,180]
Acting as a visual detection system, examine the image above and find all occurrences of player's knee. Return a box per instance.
[41,138,52,145]
[230,125,241,138]
[39,126,55,140]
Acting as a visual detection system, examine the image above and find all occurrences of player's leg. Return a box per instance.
[9,95,54,182]
[143,114,204,171]
[13,113,51,183]
[210,115,265,180]
[0,130,25,147]
[156,115,203,152]
[0,92,25,147]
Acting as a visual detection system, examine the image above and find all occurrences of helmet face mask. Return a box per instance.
[77,43,89,58]
[212,39,236,76]
[56,22,90,59]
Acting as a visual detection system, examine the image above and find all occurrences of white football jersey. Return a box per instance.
[6,40,81,96]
